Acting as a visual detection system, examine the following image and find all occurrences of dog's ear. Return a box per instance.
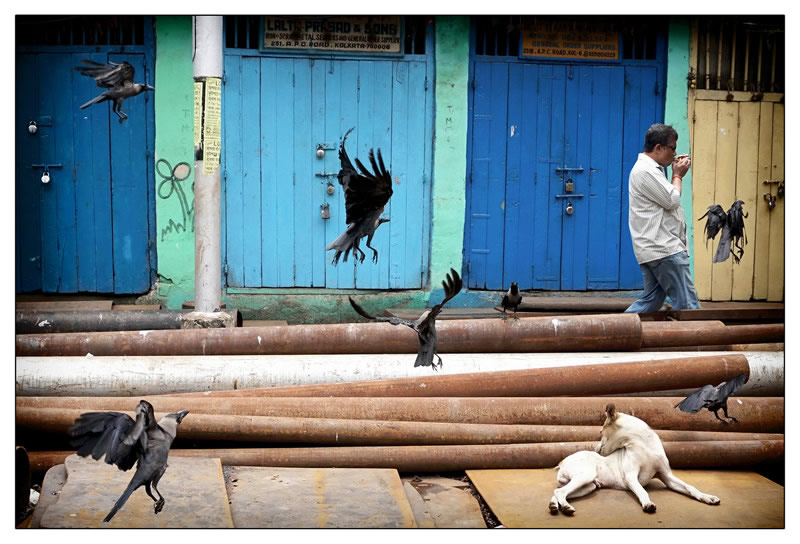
[605,403,617,421]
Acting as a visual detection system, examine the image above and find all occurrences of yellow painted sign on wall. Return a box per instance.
[262,16,402,53]
[521,21,619,60]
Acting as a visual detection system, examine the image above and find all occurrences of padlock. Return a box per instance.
[320,203,331,219]
[763,193,776,210]
[565,178,574,192]
[41,169,50,184]
[327,182,336,195]
[565,201,574,215]
[777,182,784,198]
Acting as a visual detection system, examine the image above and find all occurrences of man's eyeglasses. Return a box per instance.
[663,144,676,153]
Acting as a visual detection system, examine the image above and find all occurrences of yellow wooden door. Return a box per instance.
[690,92,784,301]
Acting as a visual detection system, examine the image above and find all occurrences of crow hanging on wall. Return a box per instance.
[725,200,748,264]
[697,204,727,247]
[74,60,154,123]
[348,268,463,370]
[326,128,394,265]
[698,200,748,264]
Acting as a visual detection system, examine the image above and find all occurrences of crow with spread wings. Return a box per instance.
[326,128,394,265]
[69,400,189,522]
[348,268,463,370]
[74,60,154,123]
[674,373,749,424]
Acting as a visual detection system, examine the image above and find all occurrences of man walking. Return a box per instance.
[625,124,700,313]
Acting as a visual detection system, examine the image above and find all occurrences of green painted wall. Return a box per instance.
[429,16,470,304]
[153,16,196,309]
[664,18,695,277]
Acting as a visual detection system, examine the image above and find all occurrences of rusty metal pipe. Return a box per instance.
[15,406,782,447]
[15,313,643,356]
[15,310,190,334]
[16,396,784,433]
[166,354,750,398]
[640,323,783,348]
[27,440,783,474]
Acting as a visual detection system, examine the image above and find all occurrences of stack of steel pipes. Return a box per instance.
[16,314,784,474]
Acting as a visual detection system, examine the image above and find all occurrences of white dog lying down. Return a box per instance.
[549,403,720,515]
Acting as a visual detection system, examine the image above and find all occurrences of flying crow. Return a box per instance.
[326,128,394,265]
[75,60,154,123]
[348,268,463,370]
[674,373,749,424]
[69,400,189,522]
[501,281,523,320]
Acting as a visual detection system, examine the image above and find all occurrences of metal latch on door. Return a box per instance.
[315,142,338,159]
[554,193,582,216]
[763,179,784,210]
[30,163,62,184]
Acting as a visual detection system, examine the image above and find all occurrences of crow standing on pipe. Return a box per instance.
[674,373,749,424]
[326,128,394,265]
[74,60,154,123]
[348,268,463,370]
[501,281,523,320]
[69,400,189,522]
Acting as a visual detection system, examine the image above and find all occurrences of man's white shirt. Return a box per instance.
[628,153,688,265]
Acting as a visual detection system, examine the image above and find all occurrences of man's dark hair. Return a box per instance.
[643,123,678,152]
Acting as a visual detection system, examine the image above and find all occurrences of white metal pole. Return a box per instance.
[192,16,224,312]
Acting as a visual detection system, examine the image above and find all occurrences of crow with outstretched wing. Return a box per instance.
[74,60,154,123]
[349,268,463,369]
[70,400,189,522]
[674,373,749,423]
[326,128,394,265]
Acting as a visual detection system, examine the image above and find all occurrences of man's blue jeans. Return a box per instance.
[625,251,700,313]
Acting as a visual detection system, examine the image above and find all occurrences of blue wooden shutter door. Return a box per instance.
[223,56,431,289]
[17,50,153,294]
[467,60,660,291]
[467,61,508,290]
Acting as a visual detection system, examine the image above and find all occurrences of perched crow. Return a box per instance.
[501,281,523,320]
[75,60,154,123]
[69,400,189,522]
[674,373,749,424]
[326,128,394,265]
[348,268,463,370]
[697,204,727,247]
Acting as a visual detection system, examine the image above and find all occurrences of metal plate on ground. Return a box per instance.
[225,466,416,528]
[467,469,783,528]
[38,454,233,528]
[402,476,486,528]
